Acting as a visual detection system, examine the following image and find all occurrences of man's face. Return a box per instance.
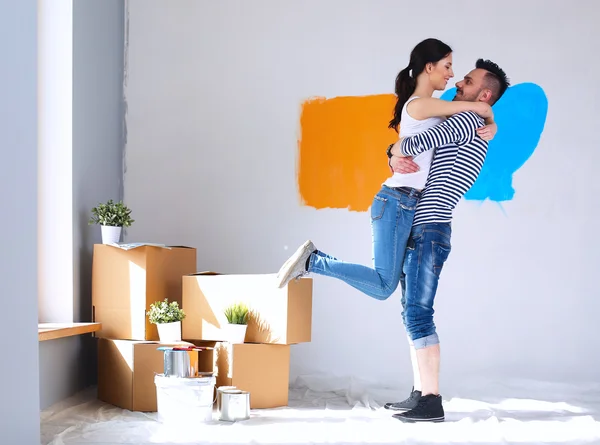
[453,68,489,102]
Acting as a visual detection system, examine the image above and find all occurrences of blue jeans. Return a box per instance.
[307,185,420,300]
[400,223,452,349]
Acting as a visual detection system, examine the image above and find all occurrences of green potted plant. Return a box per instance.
[89,199,134,244]
[147,299,186,342]
[223,302,249,343]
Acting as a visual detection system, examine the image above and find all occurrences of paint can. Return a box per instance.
[158,345,214,378]
[216,386,238,417]
[218,389,250,422]
[163,349,193,378]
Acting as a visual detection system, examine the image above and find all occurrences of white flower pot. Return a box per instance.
[101,225,122,244]
[157,321,182,342]
[224,323,247,344]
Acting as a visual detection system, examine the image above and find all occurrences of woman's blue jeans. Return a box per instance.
[307,185,420,300]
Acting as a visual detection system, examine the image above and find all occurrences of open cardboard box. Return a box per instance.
[92,244,197,340]
[182,272,312,345]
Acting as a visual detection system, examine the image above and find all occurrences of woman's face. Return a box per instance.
[427,54,454,91]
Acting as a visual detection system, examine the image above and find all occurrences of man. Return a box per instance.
[384,59,510,423]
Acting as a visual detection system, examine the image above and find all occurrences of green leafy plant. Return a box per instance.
[147,299,186,324]
[224,302,249,325]
[89,199,134,227]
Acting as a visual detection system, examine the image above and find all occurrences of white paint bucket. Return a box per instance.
[154,374,216,424]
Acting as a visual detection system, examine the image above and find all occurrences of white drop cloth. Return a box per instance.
[41,374,600,445]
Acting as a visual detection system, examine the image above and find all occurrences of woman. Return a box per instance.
[276,39,496,396]
[276,38,496,293]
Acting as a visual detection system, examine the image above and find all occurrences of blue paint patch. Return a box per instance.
[440,83,548,201]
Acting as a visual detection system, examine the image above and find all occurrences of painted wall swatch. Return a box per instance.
[297,83,548,210]
[441,82,548,202]
[297,94,398,211]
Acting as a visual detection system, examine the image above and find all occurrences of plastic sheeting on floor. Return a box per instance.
[41,374,600,445]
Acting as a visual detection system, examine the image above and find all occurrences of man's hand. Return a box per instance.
[390,154,419,174]
[477,122,497,141]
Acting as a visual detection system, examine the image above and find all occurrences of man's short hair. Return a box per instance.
[476,59,510,104]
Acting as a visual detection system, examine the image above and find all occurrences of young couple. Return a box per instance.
[276,38,510,423]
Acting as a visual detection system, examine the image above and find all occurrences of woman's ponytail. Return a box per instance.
[388,65,416,131]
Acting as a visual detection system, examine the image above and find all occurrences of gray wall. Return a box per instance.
[39,0,125,410]
[124,0,600,388]
[0,1,41,444]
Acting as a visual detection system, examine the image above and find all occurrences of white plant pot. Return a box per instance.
[101,225,122,244]
[224,323,247,344]
[157,321,182,342]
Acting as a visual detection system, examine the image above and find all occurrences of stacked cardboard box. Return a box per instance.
[181,272,313,409]
[91,243,313,412]
[91,244,199,411]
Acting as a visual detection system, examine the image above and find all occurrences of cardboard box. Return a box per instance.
[193,341,290,409]
[97,338,213,412]
[92,244,196,340]
[182,273,312,345]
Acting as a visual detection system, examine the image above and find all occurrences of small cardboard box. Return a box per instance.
[92,244,197,340]
[182,272,312,345]
[97,338,213,412]
[192,341,290,409]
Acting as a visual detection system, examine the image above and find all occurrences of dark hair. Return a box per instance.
[388,38,452,131]
[476,58,510,105]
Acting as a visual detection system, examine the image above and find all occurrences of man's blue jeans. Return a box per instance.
[400,222,452,349]
[307,185,420,300]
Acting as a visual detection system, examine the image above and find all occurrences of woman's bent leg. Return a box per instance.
[276,187,419,300]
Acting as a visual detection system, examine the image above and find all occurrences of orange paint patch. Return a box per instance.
[297,94,399,212]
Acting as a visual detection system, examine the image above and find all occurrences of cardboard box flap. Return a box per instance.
[106,243,168,251]
[107,243,196,251]
[188,271,279,277]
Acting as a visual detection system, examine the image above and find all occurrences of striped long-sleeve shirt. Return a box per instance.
[400,111,488,226]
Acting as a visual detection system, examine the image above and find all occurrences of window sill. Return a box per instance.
[38,322,101,341]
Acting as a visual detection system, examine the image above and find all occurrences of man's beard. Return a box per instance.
[453,89,481,102]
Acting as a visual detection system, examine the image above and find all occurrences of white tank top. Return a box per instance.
[383,96,445,190]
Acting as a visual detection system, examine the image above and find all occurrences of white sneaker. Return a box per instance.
[275,240,316,288]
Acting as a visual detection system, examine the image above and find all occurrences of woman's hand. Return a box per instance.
[476,102,494,119]
[477,122,497,141]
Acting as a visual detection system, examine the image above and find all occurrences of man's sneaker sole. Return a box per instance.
[392,414,445,423]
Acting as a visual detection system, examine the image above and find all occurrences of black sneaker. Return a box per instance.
[384,387,421,412]
[392,394,445,423]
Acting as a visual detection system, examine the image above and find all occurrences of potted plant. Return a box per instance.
[89,199,134,244]
[147,299,186,342]
[223,302,249,343]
